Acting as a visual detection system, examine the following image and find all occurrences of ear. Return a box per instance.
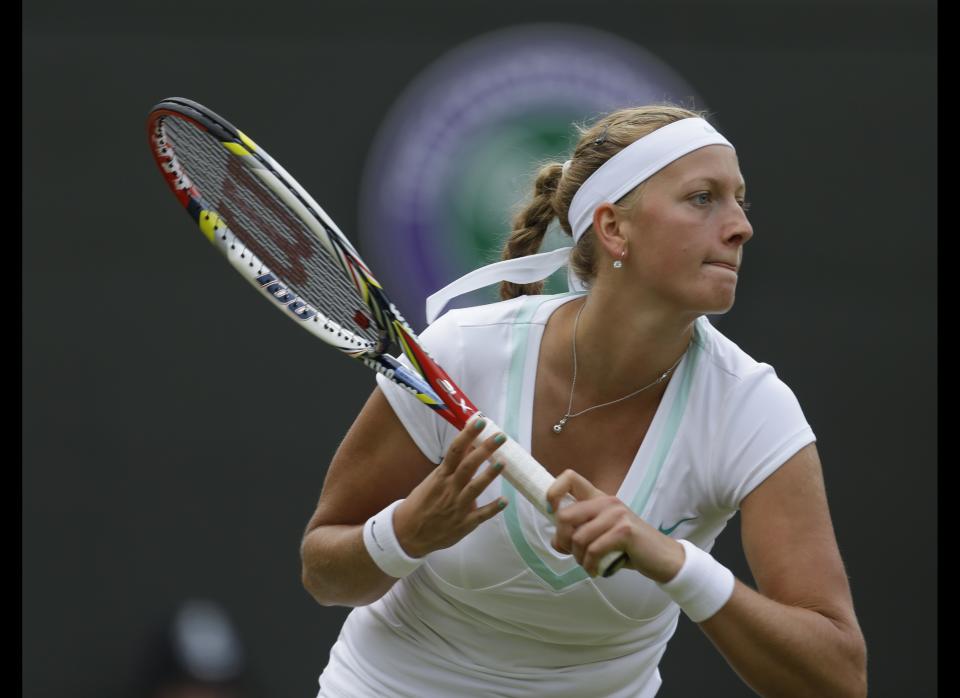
[591,202,629,261]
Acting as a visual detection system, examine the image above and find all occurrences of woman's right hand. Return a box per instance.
[392,418,508,558]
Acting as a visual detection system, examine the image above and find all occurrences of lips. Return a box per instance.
[706,261,738,272]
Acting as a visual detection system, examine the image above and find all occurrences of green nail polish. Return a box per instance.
[498,500,507,510]
[494,434,506,445]
[546,502,554,514]
[494,462,503,471]
[475,418,486,431]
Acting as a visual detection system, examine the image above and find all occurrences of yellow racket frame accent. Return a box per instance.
[198,210,226,242]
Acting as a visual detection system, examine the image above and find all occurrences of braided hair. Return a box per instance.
[498,104,708,300]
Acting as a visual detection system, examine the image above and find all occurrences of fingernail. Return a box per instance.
[493,462,503,471]
[546,502,554,514]
[494,433,506,445]
[474,418,486,431]
[498,499,507,510]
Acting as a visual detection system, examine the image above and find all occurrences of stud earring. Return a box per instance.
[613,249,625,269]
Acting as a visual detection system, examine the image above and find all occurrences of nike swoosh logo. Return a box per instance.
[370,520,385,551]
[658,516,698,535]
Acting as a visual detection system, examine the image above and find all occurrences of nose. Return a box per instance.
[724,200,754,247]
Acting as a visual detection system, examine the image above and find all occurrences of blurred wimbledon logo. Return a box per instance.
[359,23,701,330]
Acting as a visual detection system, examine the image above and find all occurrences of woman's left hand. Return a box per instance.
[546,469,686,581]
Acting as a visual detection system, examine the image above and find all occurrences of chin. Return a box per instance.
[696,293,736,316]
[666,281,737,317]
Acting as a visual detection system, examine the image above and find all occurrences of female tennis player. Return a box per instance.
[301,105,867,697]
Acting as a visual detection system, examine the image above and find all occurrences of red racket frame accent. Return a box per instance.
[393,322,480,429]
[147,108,210,211]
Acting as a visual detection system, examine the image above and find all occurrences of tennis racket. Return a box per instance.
[146,97,626,577]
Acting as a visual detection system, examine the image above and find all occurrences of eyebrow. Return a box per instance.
[681,176,747,193]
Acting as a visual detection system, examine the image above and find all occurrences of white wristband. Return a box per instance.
[658,539,735,623]
[362,499,424,579]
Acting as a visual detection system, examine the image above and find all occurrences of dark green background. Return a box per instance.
[23,1,936,696]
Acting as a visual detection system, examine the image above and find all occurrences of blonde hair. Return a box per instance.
[499,104,708,300]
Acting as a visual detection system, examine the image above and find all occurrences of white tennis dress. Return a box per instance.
[316,292,815,697]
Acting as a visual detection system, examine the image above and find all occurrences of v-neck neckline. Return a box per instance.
[515,293,684,503]
[494,293,704,588]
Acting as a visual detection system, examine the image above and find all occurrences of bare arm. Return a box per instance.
[300,387,506,607]
[697,444,867,697]
[300,388,432,607]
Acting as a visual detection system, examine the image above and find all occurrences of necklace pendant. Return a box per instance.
[553,417,568,434]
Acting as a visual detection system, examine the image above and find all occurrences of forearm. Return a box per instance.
[300,524,398,607]
[698,580,867,697]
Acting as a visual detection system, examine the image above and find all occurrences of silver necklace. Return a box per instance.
[552,302,687,434]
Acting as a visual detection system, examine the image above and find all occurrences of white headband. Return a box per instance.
[568,117,734,240]
[425,117,735,324]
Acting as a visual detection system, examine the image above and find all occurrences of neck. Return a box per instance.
[555,286,697,406]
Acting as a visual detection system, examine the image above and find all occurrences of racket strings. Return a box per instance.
[161,116,381,349]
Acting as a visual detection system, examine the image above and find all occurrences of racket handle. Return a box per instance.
[467,414,628,577]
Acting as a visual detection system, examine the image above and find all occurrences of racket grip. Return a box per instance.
[467,414,628,577]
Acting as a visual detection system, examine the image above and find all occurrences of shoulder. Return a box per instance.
[693,316,767,381]
[430,295,529,330]
[689,318,815,509]
[691,315,795,405]
[420,293,581,387]
[417,295,526,356]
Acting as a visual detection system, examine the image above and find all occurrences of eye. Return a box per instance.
[691,192,712,205]
[691,192,751,211]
